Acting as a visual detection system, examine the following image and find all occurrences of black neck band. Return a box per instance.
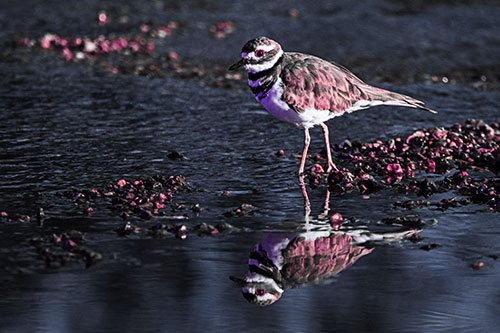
[248,55,283,81]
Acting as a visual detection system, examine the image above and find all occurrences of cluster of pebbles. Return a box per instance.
[65,176,175,218]
[29,231,102,269]
[13,17,244,90]
[209,21,236,39]
[2,175,246,269]
[307,119,500,211]
[63,175,241,238]
[15,19,178,62]
[63,175,192,219]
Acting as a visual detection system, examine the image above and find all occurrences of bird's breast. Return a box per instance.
[254,78,337,129]
[256,78,302,127]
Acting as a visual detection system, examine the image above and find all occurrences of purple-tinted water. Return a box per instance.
[1,0,500,332]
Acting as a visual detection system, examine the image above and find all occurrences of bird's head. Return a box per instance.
[228,36,283,74]
[230,273,283,307]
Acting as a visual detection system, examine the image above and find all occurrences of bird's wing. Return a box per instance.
[280,53,436,114]
[280,53,368,114]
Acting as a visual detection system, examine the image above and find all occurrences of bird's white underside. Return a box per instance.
[346,228,418,244]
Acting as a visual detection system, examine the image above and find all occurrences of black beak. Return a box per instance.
[228,58,246,71]
[229,275,247,287]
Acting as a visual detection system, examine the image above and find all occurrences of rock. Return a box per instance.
[115,222,140,236]
[191,203,202,213]
[471,261,484,270]
[167,151,185,160]
[419,244,441,251]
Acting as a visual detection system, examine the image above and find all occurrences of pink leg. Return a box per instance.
[297,129,312,216]
[320,123,338,172]
[298,175,311,216]
[298,128,310,175]
[318,188,331,220]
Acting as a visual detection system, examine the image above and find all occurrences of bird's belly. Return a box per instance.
[257,79,335,129]
[260,94,302,126]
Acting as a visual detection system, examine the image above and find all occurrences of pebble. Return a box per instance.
[223,203,256,217]
[471,261,484,270]
[330,213,343,230]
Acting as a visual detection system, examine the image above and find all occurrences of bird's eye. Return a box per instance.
[255,289,266,296]
[255,49,265,58]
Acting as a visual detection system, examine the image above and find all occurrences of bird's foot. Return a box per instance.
[325,162,339,173]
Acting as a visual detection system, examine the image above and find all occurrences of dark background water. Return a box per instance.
[1,0,500,332]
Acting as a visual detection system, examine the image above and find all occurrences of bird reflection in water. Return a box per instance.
[230,226,418,306]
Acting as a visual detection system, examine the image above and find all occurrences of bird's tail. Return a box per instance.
[364,85,437,114]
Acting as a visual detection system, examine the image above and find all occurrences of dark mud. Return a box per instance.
[1,0,500,332]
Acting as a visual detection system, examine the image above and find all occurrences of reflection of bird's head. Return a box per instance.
[230,274,283,307]
[230,242,285,306]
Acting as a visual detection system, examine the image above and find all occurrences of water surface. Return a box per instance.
[1,0,500,332]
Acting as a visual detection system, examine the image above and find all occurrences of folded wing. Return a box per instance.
[280,53,436,114]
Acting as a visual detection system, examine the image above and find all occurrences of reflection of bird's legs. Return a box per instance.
[298,128,310,175]
[298,175,311,216]
[318,188,331,220]
[320,123,339,173]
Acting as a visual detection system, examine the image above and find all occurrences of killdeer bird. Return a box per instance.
[230,228,419,306]
[229,37,436,175]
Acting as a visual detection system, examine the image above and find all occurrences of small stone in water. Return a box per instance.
[215,222,234,232]
[98,12,108,25]
[37,207,45,226]
[471,261,484,270]
[167,151,185,160]
[420,244,441,251]
[288,8,300,18]
[191,203,202,213]
[330,213,343,230]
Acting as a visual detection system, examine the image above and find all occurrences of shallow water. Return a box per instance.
[1,0,500,332]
